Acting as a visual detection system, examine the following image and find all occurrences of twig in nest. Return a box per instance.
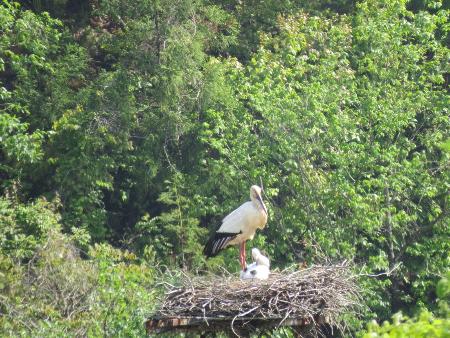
[151,264,362,336]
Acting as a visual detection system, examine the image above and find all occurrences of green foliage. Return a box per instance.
[0,198,154,337]
[0,0,90,208]
[155,172,208,270]
[363,273,450,337]
[1,0,449,335]
[199,0,449,321]
[0,197,60,260]
[0,113,42,165]
[36,0,240,240]
[88,243,155,337]
[213,0,356,60]
[436,271,450,318]
[363,311,449,338]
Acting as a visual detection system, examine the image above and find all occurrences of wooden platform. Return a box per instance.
[146,314,326,336]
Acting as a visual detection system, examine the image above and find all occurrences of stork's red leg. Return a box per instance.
[239,243,242,269]
[243,241,247,269]
[239,244,242,269]
[239,242,246,270]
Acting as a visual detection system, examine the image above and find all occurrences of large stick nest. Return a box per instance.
[151,264,361,336]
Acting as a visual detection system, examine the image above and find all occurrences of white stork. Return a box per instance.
[203,185,268,270]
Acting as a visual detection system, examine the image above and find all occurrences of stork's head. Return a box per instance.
[251,248,270,268]
[250,185,262,198]
[251,248,262,260]
[250,185,267,215]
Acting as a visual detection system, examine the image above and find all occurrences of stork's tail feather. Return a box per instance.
[203,232,240,257]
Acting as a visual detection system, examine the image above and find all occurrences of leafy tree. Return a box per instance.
[212,0,357,60]
[0,196,155,337]
[363,273,450,337]
[363,311,449,338]
[198,0,449,320]
[46,0,239,241]
[1,0,449,335]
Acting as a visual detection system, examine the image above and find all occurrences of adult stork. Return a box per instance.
[203,185,268,270]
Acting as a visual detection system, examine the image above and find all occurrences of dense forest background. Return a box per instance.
[1,0,449,336]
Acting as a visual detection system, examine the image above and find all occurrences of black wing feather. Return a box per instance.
[203,231,240,257]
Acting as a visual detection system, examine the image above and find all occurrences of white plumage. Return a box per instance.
[204,185,268,270]
[251,248,270,268]
[240,248,270,280]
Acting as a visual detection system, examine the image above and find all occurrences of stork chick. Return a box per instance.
[240,248,271,280]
